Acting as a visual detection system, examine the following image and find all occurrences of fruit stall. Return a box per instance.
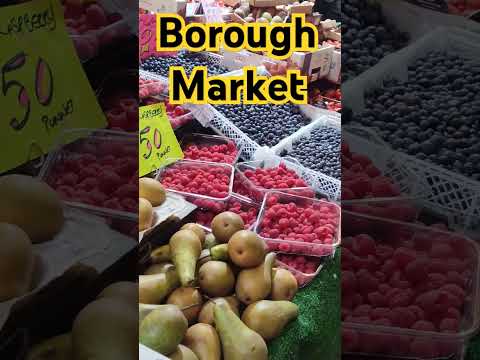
[137,1,342,359]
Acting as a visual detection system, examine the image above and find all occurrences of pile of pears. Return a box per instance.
[139,211,300,360]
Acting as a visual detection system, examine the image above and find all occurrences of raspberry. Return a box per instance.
[411,320,436,331]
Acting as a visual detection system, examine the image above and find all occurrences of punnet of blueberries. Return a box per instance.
[214,103,312,147]
[342,0,409,81]
[281,127,341,179]
[353,51,480,180]
[141,52,230,77]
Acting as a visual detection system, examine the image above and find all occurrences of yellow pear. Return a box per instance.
[235,253,275,304]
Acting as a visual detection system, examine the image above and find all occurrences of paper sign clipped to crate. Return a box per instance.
[139,103,184,177]
[0,0,106,173]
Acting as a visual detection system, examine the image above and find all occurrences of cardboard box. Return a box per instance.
[326,49,341,84]
[325,29,340,41]
[288,2,314,14]
[140,0,186,15]
[249,0,288,8]
[291,45,334,82]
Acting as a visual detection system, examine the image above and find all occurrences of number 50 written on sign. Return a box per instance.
[2,52,54,131]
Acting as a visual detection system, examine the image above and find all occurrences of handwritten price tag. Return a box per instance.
[0,0,106,173]
[139,103,183,177]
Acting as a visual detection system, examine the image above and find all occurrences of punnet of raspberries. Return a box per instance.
[158,161,233,199]
[182,136,239,165]
[258,192,340,257]
[46,138,138,214]
[342,216,477,358]
[139,78,167,99]
[237,162,314,202]
[193,196,259,230]
[276,254,323,286]
[342,141,401,200]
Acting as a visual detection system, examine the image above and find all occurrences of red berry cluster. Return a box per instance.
[64,1,126,60]
[47,141,138,214]
[244,163,308,189]
[277,254,321,274]
[342,228,475,357]
[159,164,232,199]
[259,194,339,256]
[139,79,166,99]
[342,141,401,199]
[240,163,313,202]
[183,141,238,164]
[105,98,138,132]
[193,198,259,230]
[165,101,192,129]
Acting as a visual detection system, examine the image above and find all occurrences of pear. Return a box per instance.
[228,230,265,268]
[73,298,137,360]
[139,305,188,356]
[167,287,203,324]
[27,333,72,360]
[214,302,268,360]
[199,261,235,297]
[210,244,229,261]
[183,323,221,360]
[139,267,179,304]
[151,244,171,263]
[170,344,199,360]
[235,253,275,304]
[170,230,202,286]
[241,300,298,340]
[139,303,162,323]
[271,268,298,301]
[181,223,206,246]
[144,262,175,275]
[211,212,244,243]
[198,296,240,326]
[97,281,137,304]
[204,233,218,249]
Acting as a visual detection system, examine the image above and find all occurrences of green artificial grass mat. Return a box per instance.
[467,335,480,360]
[268,252,340,360]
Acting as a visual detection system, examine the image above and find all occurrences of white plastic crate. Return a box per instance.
[343,27,480,229]
[185,103,341,200]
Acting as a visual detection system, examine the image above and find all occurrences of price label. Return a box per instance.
[0,0,106,173]
[139,103,183,177]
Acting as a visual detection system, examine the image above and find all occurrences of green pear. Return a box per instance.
[151,244,171,263]
[271,268,298,301]
[241,300,298,340]
[139,305,188,356]
[139,267,179,304]
[170,344,199,360]
[170,230,202,286]
[144,262,175,275]
[139,303,162,323]
[235,253,275,304]
[198,296,240,326]
[210,244,229,261]
[183,323,221,360]
[214,302,267,360]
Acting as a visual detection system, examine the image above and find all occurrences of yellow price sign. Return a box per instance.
[0,0,106,173]
[139,102,183,176]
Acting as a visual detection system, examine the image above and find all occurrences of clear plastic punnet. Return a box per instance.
[342,210,480,359]
[235,159,316,203]
[255,191,341,257]
[180,133,242,165]
[155,159,234,203]
[39,129,137,222]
